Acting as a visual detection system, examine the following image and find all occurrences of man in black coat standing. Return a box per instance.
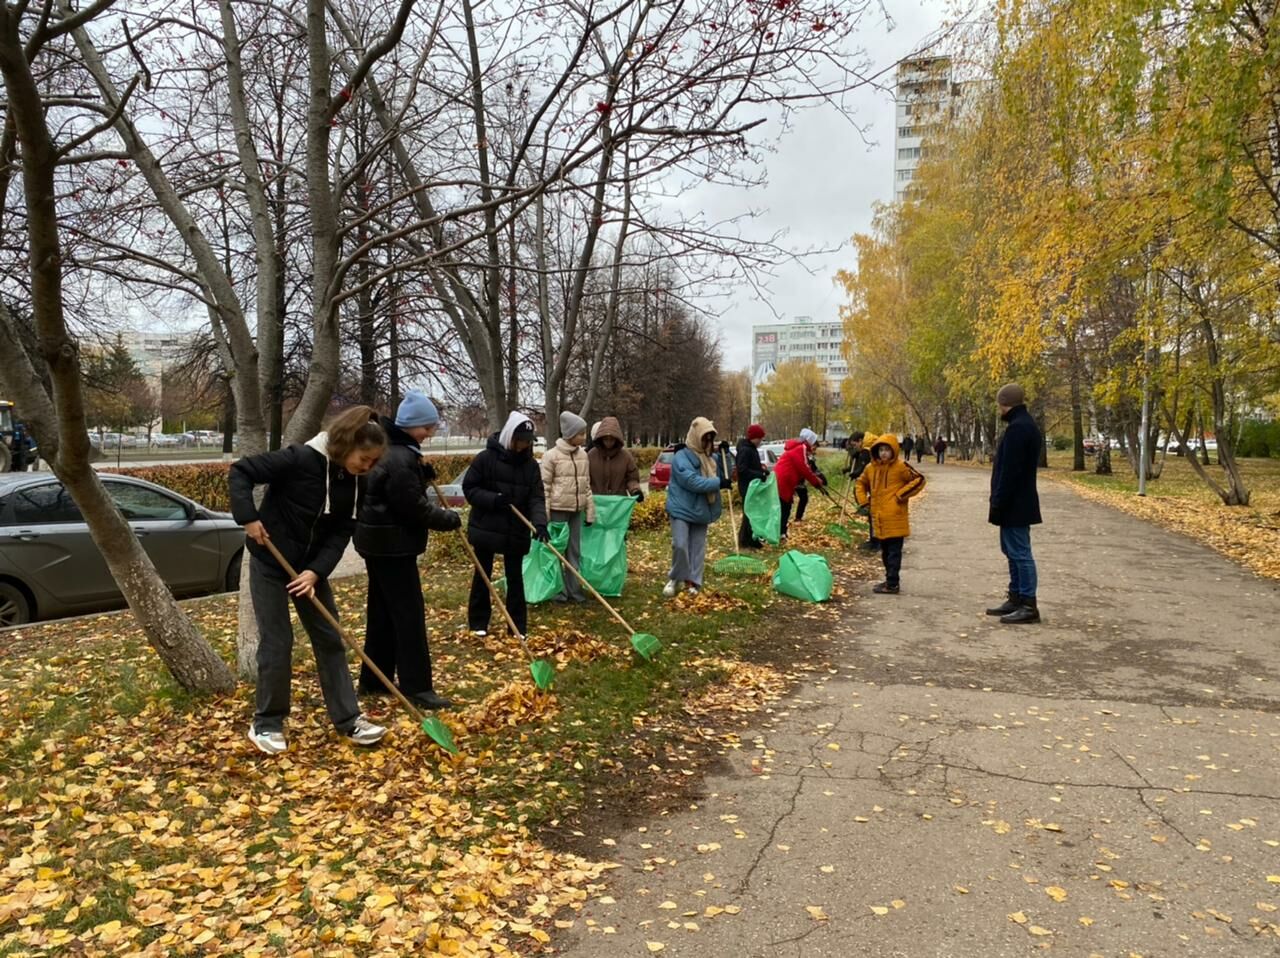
[735,424,767,548]
[986,383,1043,624]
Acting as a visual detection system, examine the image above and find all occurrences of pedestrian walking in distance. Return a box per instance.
[986,383,1043,624]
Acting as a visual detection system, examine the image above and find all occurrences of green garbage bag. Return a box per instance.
[772,549,834,602]
[521,521,570,604]
[581,495,637,597]
[743,474,782,545]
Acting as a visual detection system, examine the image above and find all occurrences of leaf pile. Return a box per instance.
[672,588,750,614]
[462,681,561,735]
[682,659,789,716]
[525,630,621,665]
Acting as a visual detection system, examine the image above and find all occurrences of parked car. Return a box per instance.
[648,446,677,491]
[759,442,789,472]
[150,434,182,448]
[0,473,245,627]
[425,465,468,508]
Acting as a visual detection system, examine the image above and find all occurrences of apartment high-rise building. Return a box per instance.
[893,56,963,202]
[750,316,849,442]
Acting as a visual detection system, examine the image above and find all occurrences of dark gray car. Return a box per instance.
[0,473,245,627]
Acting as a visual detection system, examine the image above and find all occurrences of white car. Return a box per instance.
[759,442,789,471]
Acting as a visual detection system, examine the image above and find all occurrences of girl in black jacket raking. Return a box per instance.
[229,405,388,756]
[462,411,549,636]
[354,393,461,710]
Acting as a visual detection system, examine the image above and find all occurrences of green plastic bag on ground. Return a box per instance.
[743,474,782,545]
[581,495,637,597]
[772,549,834,602]
[521,521,570,604]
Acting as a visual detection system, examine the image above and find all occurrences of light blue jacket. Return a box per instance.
[665,446,725,525]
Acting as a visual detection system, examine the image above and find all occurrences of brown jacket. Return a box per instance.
[587,417,640,495]
[855,434,925,539]
[540,438,596,520]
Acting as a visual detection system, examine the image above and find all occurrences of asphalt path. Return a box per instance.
[557,463,1280,957]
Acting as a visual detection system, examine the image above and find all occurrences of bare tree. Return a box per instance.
[0,1,235,692]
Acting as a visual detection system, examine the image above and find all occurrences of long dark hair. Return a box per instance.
[325,405,386,461]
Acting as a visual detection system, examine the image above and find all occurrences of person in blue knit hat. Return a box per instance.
[355,391,462,710]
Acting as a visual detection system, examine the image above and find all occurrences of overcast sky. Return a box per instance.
[702,0,950,371]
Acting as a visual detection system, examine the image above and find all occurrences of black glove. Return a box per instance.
[585,519,593,527]
[815,470,827,485]
[421,461,438,483]
[494,492,511,509]
[719,477,732,490]
[534,524,550,543]
[632,489,645,504]
[857,503,870,517]
[442,509,462,531]
[718,439,731,454]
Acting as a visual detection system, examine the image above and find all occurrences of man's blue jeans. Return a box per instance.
[999,526,1037,598]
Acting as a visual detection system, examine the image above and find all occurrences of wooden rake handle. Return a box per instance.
[508,504,636,635]
[429,481,530,653]
[259,537,426,725]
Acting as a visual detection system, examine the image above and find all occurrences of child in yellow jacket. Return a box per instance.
[855,434,926,594]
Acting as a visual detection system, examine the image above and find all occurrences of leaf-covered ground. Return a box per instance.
[0,462,876,956]
[1046,452,1280,581]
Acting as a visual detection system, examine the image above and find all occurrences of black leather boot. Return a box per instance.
[1000,596,1041,624]
[986,591,1019,616]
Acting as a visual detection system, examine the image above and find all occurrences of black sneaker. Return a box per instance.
[409,690,457,710]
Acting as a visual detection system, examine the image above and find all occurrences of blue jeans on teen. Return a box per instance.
[999,526,1037,598]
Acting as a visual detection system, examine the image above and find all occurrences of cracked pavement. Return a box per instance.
[557,465,1280,957]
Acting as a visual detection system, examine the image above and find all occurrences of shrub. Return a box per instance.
[630,445,663,476]
[1236,419,1280,458]
[107,451,485,514]
[1051,435,1072,451]
[106,463,233,512]
[630,490,668,530]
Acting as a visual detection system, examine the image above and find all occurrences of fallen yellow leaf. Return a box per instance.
[1008,911,1028,924]
[1029,925,1053,936]
[805,905,829,921]
[646,943,665,953]
[870,905,889,916]
[1046,886,1068,902]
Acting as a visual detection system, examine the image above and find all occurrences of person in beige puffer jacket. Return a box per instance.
[540,411,596,603]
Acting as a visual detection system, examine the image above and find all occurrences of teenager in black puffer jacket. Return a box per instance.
[462,411,548,636]
[354,393,461,710]
[229,405,388,756]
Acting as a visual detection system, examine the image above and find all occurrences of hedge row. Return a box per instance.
[108,447,663,513]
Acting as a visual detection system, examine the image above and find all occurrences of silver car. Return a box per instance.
[0,473,245,627]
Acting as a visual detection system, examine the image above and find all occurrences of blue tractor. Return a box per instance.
[0,401,38,472]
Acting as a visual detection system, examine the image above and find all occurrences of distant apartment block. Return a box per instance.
[894,56,966,202]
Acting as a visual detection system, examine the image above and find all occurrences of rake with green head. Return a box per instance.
[431,482,555,691]
[261,538,458,754]
[713,448,769,576]
[509,505,661,661]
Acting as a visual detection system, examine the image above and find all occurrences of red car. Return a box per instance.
[648,446,678,491]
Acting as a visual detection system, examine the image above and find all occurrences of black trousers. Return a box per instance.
[879,536,904,588]
[794,485,809,521]
[738,513,758,546]
[468,546,527,634]
[360,555,434,696]
[781,497,793,538]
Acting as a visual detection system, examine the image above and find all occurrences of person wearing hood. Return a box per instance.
[854,434,926,595]
[663,417,731,598]
[986,383,1043,624]
[229,405,390,756]
[540,411,596,604]
[773,427,826,540]
[588,416,642,499]
[354,393,462,710]
[462,411,549,635]
[735,424,767,548]
[790,427,826,525]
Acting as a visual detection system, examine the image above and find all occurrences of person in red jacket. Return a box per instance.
[774,428,825,539]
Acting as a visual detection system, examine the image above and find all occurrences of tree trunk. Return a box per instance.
[0,14,234,692]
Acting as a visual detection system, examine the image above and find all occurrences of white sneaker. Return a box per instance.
[470,629,488,638]
[346,715,387,746]
[662,579,679,598]
[248,725,287,755]
[687,585,700,596]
